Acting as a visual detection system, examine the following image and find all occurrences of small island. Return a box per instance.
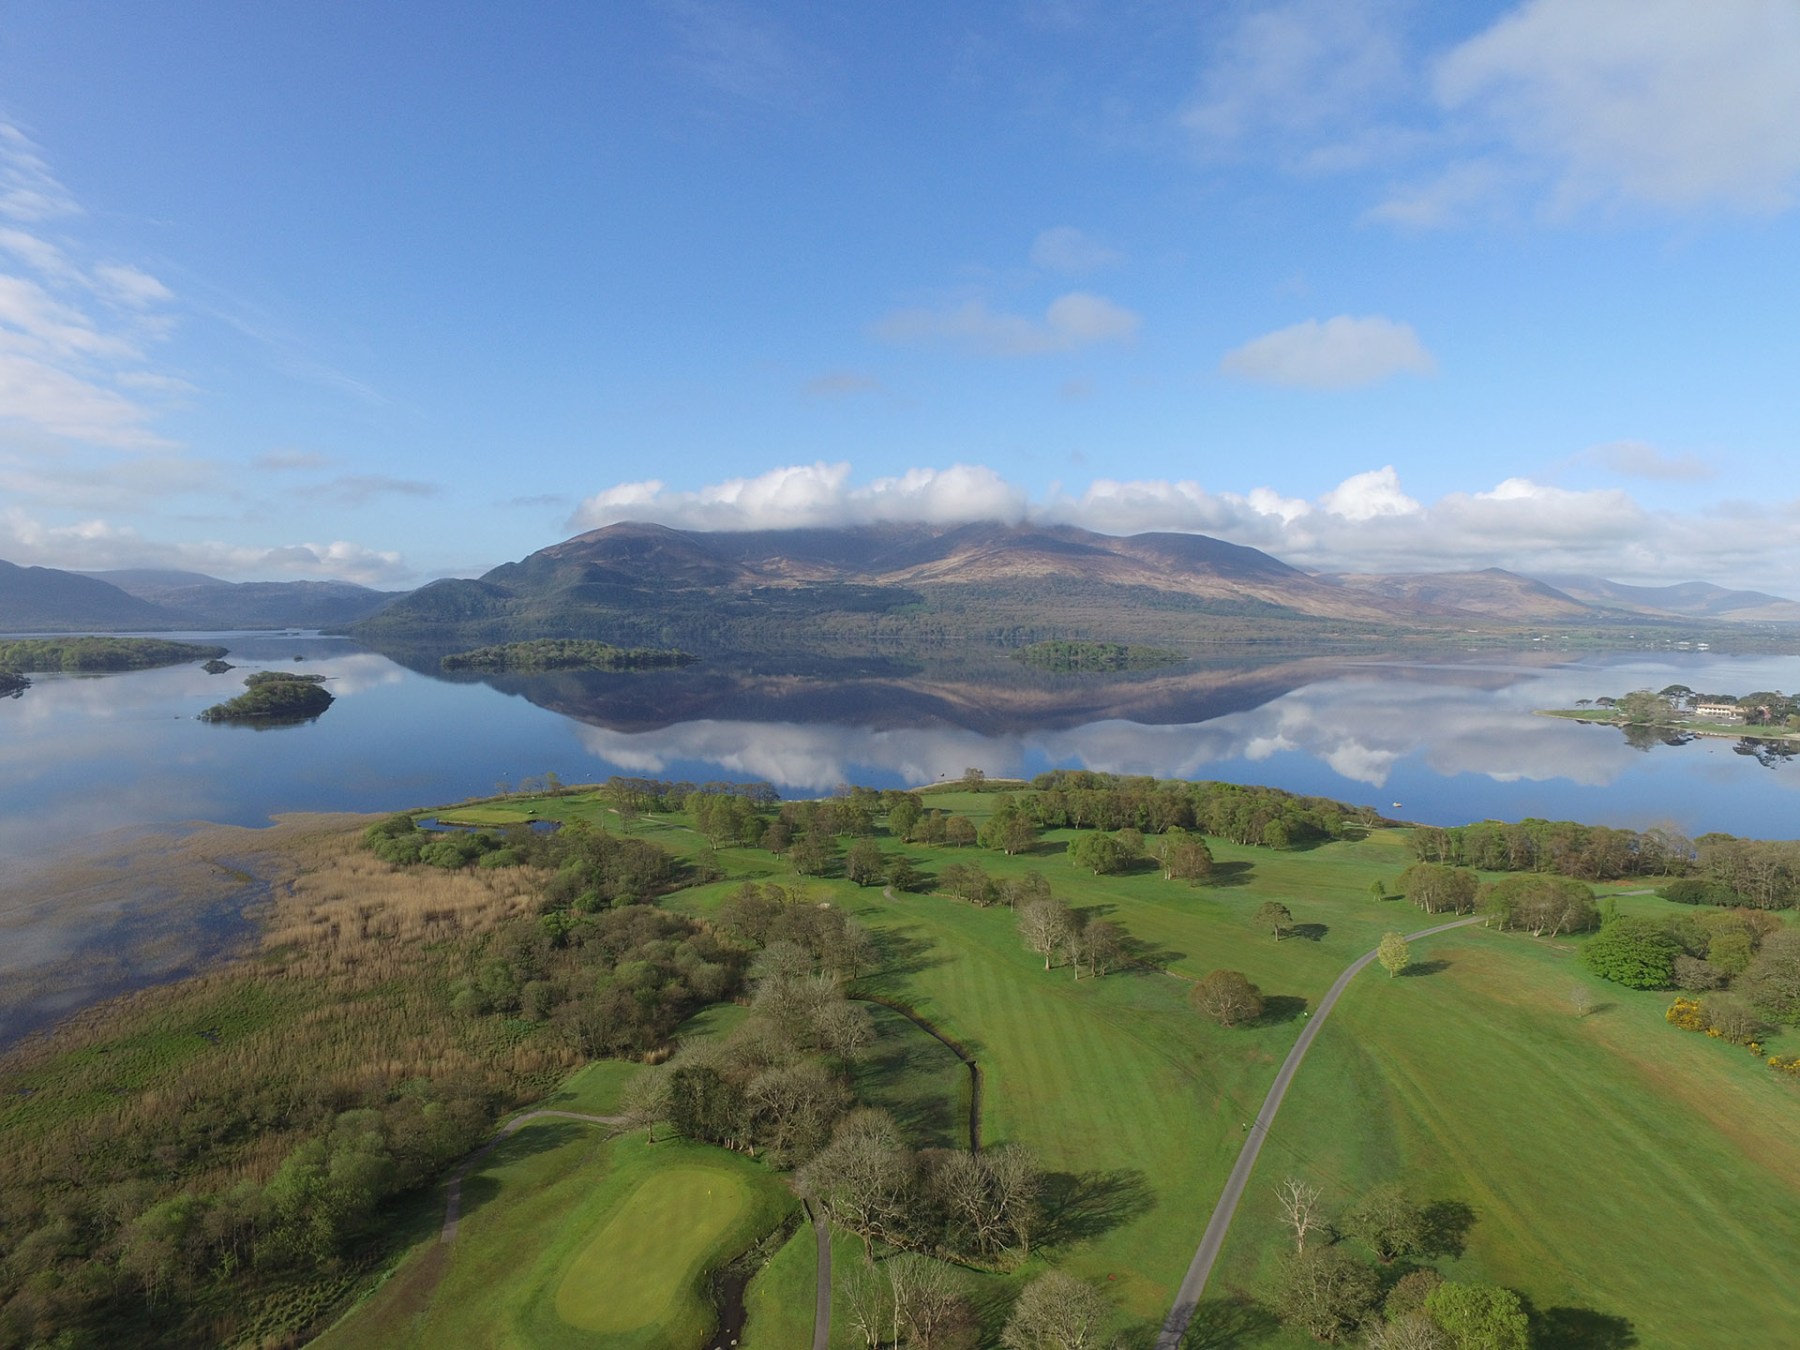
[0,671,27,698]
[1013,639,1182,674]
[0,636,229,673]
[440,638,695,673]
[202,658,235,675]
[199,670,334,724]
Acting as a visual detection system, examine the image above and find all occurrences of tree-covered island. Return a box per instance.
[440,638,695,672]
[0,637,228,673]
[198,670,334,724]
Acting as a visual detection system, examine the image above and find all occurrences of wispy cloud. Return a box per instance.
[1030,226,1123,274]
[1580,439,1715,482]
[0,124,183,451]
[1220,314,1435,388]
[292,474,442,506]
[253,449,336,472]
[803,370,884,398]
[662,0,826,109]
[873,291,1140,357]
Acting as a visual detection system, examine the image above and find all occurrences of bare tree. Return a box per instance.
[1077,920,1127,978]
[888,1253,972,1350]
[1568,984,1595,1017]
[616,1068,671,1143]
[843,1262,891,1348]
[1276,1176,1323,1255]
[1001,1269,1114,1349]
[795,1110,916,1263]
[1018,899,1075,971]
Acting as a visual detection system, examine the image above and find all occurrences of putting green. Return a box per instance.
[553,1163,752,1334]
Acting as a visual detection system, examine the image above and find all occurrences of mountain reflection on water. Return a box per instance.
[3,634,1798,1042]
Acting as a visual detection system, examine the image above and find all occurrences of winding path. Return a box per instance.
[439,1110,623,1243]
[1154,916,1484,1349]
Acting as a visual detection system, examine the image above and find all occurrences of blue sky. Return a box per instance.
[2,0,1798,590]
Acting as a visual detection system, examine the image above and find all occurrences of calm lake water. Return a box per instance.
[3,633,1797,1041]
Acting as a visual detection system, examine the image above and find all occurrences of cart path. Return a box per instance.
[809,1201,832,1350]
[439,1110,623,1243]
[1154,916,1484,1349]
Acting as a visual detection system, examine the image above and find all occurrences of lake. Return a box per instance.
[3,633,1797,1041]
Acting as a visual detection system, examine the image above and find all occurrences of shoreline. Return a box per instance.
[1533,708,1800,743]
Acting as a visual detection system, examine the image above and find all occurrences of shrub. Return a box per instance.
[1580,918,1680,989]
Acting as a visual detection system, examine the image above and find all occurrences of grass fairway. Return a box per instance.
[1210,925,1800,1348]
[554,1163,752,1336]
[315,1131,793,1350]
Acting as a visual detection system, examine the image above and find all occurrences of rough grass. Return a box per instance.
[739,1214,819,1350]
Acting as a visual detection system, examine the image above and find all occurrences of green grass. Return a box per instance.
[741,1219,819,1350]
[315,1130,795,1350]
[553,1162,754,1337]
[1209,925,1800,1348]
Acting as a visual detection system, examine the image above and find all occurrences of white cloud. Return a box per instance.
[1582,439,1715,482]
[873,291,1140,357]
[93,264,174,309]
[0,506,413,586]
[1432,0,1800,215]
[566,461,1800,590]
[570,462,1028,534]
[0,353,172,449]
[1220,314,1435,388]
[293,474,443,506]
[1181,0,1408,161]
[1030,227,1123,274]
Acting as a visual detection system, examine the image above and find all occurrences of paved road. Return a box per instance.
[1154,916,1483,1349]
[439,1110,623,1243]
[809,1201,832,1350]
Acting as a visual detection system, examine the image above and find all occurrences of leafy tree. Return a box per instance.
[1253,900,1292,939]
[1344,1183,1426,1262]
[1160,835,1214,884]
[1001,1269,1114,1349]
[887,794,923,841]
[1740,930,1800,1023]
[1423,1282,1529,1350]
[1580,918,1681,989]
[1378,931,1411,978]
[1192,970,1264,1027]
[944,815,978,848]
[1397,862,1480,914]
[1067,831,1131,875]
[1273,1246,1380,1343]
[844,838,886,888]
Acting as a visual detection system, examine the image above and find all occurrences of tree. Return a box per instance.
[1366,1313,1450,1350]
[1370,879,1387,902]
[1192,969,1264,1027]
[1275,1176,1323,1254]
[745,1061,850,1164]
[944,815,978,848]
[1580,918,1681,989]
[1740,929,1800,1023]
[795,1110,916,1262]
[617,1067,671,1142]
[1397,862,1479,915]
[888,795,922,841]
[1161,835,1214,884]
[1273,1246,1380,1343]
[1077,920,1127,978]
[886,1253,974,1350]
[928,1143,1042,1260]
[1567,984,1596,1017]
[1423,1282,1529,1350]
[1001,1270,1114,1350]
[844,837,886,888]
[1067,831,1130,876]
[1253,901,1292,939]
[1018,899,1076,971]
[1378,931,1411,978]
[1344,1183,1426,1263]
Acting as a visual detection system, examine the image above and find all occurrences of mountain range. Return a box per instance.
[0,561,399,633]
[6,521,1797,645]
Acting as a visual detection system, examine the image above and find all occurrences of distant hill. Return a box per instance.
[85,570,402,629]
[1538,575,1800,624]
[1318,568,1596,621]
[0,560,179,632]
[1,560,405,633]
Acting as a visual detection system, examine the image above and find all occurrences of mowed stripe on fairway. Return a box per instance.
[553,1165,751,1334]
